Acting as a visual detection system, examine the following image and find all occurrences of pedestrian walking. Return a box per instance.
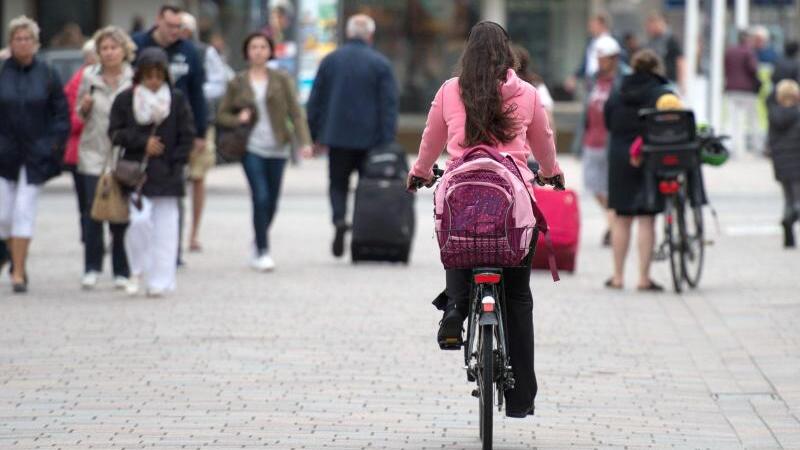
[723,30,761,154]
[603,49,672,292]
[216,32,311,271]
[771,41,799,85]
[513,45,555,128]
[179,12,233,253]
[64,40,98,244]
[564,12,616,95]
[751,25,778,65]
[407,21,564,418]
[108,47,195,297]
[767,79,800,248]
[305,14,398,258]
[76,26,137,290]
[644,11,685,90]
[572,35,629,247]
[0,16,70,294]
[133,4,207,265]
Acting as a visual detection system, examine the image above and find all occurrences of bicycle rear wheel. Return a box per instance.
[665,198,684,293]
[478,324,493,450]
[681,205,705,288]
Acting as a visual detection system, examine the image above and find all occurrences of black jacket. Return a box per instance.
[306,39,398,150]
[771,56,800,85]
[768,104,800,183]
[108,87,196,197]
[604,72,672,215]
[0,57,70,184]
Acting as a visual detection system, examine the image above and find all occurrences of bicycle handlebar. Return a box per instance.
[533,173,566,191]
[408,164,444,191]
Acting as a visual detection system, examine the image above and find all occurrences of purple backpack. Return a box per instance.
[434,146,539,270]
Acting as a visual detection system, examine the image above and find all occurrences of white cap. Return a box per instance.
[595,35,621,58]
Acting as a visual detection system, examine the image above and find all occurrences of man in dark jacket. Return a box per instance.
[306,14,398,258]
[133,5,207,142]
[772,41,800,85]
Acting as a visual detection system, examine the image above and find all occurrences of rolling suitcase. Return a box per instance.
[351,144,415,263]
[531,187,580,272]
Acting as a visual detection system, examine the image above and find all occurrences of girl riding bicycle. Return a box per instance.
[406,21,564,418]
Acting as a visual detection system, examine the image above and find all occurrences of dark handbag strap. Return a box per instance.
[131,124,158,209]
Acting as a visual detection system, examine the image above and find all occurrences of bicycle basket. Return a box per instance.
[436,226,537,270]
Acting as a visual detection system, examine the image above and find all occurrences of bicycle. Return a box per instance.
[641,110,728,293]
[410,165,562,450]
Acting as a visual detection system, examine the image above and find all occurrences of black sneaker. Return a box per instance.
[506,405,535,418]
[332,223,347,258]
[437,308,464,350]
[782,218,796,248]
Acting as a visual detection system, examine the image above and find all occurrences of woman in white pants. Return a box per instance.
[0,16,70,293]
[108,48,195,297]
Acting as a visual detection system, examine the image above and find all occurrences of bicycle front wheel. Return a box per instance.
[681,205,705,288]
[478,324,493,450]
[666,198,684,293]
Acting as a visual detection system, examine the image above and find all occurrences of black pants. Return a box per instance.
[80,174,129,277]
[445,267,537,414]
[782,180,800,222]
[328,148,368,225]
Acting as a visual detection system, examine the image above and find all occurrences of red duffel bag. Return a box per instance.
[531,187,580,272]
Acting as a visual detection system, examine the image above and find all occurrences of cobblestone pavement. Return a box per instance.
[1,155,798,449]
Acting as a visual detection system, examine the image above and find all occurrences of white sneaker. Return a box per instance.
[81,271,99,290]
[113,276,129,290]
[250,253,276,272]
[126,276,141,296]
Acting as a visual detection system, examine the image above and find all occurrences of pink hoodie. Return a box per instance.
[410,69,562,197]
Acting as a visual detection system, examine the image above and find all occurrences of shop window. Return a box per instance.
[507,0,588,97]
[35,0,100,48]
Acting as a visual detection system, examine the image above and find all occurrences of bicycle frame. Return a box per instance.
[464,269,515,410]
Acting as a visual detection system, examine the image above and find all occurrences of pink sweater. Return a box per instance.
[410,69,562,197]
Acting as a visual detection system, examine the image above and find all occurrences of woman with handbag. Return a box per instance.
[216,32,311,271]
[0,16,70,294]
[76,26,136,290]
[108,47,195,297]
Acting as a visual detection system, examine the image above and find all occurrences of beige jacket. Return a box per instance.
[76,63,134,176]
[216,68,311,149]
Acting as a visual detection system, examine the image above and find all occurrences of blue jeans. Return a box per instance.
[242,153,287,254]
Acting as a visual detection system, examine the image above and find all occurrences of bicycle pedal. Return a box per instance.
[438,338,463,350]
[471,389,480,398]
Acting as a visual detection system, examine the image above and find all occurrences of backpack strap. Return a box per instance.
[530,199,560,282]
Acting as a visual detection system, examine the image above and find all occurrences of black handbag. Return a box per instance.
[216,124,252,162]
[112,124,157,188]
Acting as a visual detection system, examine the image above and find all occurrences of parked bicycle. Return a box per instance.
[410,164,562,450]
[641,110,729,292]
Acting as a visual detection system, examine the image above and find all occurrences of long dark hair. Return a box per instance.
[457,21,518,147]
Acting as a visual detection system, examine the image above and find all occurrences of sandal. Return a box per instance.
[604,278,623,290]
[637,280,664,292]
